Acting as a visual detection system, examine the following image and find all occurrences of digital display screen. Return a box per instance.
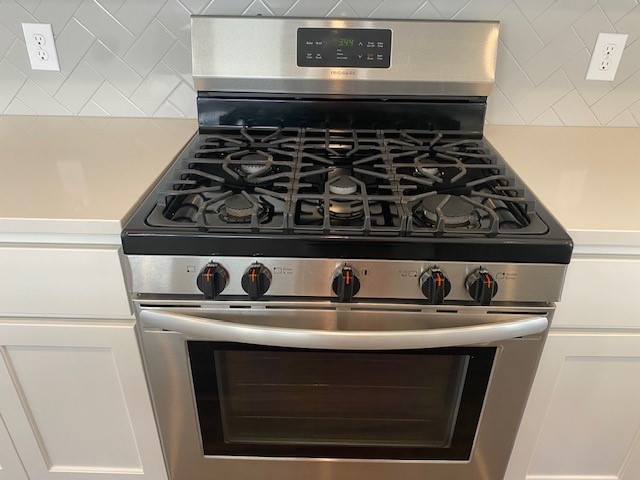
[297,28,392,68]
[338,38,354,47]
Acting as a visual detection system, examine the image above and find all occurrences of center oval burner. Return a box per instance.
[239,152,270,175]
[416,165,440,177]
[329,176,358,195]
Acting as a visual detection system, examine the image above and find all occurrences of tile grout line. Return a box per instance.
[550,88,599,126]
[129,39,179,102]
[67,54,107,115]
[92,0,137,38]
[492,84,527,125]
[496,39,539,94]
[0,69,29,115]
[120,0,173,60]
[510,1,546,46]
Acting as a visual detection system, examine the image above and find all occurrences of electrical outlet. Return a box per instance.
[21,23,59,71]
[598,58,612,71]
[586,32,627,81]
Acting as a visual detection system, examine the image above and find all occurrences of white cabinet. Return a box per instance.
[0,245,131,318]
[553,257,640,329]
[0,318,167,480]
[506,252,640,480]
[505,331,640,480]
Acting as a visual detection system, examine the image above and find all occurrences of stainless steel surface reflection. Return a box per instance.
[128,255,567,303]
[192,17,499,97]
[136,300,551,480]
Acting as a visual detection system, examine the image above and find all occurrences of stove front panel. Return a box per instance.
[128,255,567,304]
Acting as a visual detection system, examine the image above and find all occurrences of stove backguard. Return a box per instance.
[191,17,498,98]
[197,96,488,135]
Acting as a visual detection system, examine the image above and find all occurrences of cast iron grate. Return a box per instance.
[145,126,547,237]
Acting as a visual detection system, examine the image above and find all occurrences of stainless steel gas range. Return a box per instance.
[122,16,573,480]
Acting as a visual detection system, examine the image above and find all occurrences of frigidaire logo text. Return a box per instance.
[330,70,356,76]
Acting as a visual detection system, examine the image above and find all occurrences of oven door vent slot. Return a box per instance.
[139,304,201,309]
[486,310,543,315]
[264,305,337,311]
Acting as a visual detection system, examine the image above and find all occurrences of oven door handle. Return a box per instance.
[139,309,548,350]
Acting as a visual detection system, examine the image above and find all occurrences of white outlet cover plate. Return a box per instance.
[22,23,60,71]
[586,32,628,81]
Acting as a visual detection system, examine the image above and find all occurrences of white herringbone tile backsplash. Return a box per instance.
[1,0,640,126]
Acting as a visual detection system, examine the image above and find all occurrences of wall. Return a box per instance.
[0,0,639,126]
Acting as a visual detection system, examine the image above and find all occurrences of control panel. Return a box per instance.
[194,261,496,304]
[297,28,392,68]
[129,256,567,304]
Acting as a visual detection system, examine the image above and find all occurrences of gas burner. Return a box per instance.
[215,192,273,225]
[327,199,365,221]
[222,193,257,219]
[241,163,267,175]
[409,193,491,234]
[231,152,273,180]
[416,165,440,178]
[420,194,479,227]
[223,151,275,181]
[328,176,358,195]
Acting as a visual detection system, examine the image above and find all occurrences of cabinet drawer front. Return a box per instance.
[554,256,640,329]
[0,246,131,318]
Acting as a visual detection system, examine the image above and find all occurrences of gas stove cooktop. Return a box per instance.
[123,125,571,264]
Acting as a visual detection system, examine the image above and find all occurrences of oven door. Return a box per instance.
[136,301,551,480]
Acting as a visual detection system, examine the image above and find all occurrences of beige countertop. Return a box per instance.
[485,126,640,249]
[0,115,196,239]
[0,116,638,249]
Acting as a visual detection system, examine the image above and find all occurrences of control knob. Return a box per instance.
[332,266,361,303]
[241,263,272,300]
[466,268,498,306]
[419,268,451,305]
[196,263,228,300]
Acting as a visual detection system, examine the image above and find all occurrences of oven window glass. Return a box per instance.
[188,343,495,460]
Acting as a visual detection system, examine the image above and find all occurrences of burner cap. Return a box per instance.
[329,176,358,195]
[421,194,475,226]
[241,163,265,174]
[240,153,268,174]
[416,165,440,175]
[224,194,255,218]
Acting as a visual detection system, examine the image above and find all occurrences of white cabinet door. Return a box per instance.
[0,412,28,480]
[0,319,167,480]
[505,331,640,480]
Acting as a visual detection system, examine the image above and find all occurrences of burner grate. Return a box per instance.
[146,126,547,237]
